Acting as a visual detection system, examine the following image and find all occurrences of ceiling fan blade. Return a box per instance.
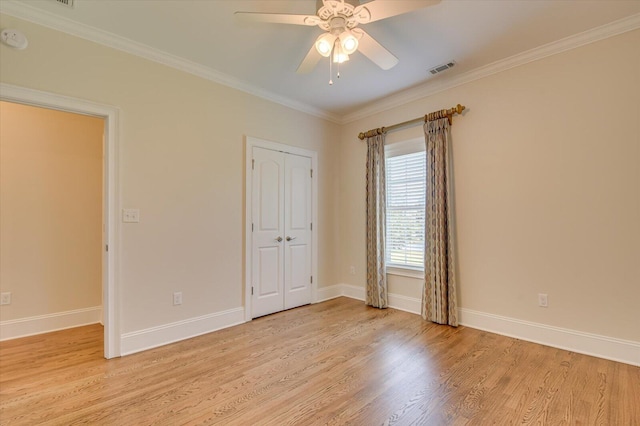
[355,0,441,24]
[297,45,323,74]
[353,28,398,70]
[234,12,319,26]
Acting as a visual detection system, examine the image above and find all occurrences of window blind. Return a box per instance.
[386,150,426,269]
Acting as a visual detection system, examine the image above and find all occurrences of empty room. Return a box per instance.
[0,0,638,424]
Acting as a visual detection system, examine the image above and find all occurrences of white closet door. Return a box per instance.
[251,148,312,318]
[251,147,285,318]
[283,154,312,309]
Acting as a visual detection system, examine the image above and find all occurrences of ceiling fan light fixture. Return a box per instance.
[339,31,358,54]
[315,33,336,57]
[333,53,349,63]
[332,41,349,63]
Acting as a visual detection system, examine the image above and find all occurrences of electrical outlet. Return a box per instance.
[1,292,11,305]
[173,292,182,306]
[538,293,548,308]
[349,266,356,275]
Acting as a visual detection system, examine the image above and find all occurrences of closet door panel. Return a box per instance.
[283,154,312,310]
[251,148,285,318]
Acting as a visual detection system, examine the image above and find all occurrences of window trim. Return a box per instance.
[385,137,426,273]
[386,266,424,279]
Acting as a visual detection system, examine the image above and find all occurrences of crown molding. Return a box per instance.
[341,13,640,124]
[2,1,638,126]
[0,1,342,124]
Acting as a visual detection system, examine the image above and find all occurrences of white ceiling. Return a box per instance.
[2,0,639,121]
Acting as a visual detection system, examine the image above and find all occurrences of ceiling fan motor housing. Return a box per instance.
[329,17,347,35]
[314,0,372,31]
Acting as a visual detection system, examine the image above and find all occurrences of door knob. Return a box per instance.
[286,236,296,241]
[275,236,283,242]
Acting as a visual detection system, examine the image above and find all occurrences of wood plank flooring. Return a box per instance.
[1,297,638,425]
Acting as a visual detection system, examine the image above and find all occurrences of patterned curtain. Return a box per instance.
[422,118,458,326]
[365,134,388,308]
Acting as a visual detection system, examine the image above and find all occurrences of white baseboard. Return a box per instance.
[458,308,640,366]
[314,284,343,303]
[0,306,102,341]
[340,284,423,315]
[342,283,366,301]
[388,293,422,315]
[6,287,634,365]
[120,307,245,356]
[336,283,639,366]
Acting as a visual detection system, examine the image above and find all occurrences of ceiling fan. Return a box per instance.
[235,0,440,74]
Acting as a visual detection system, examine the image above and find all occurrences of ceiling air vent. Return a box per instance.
[53,0,74,8]
[429,61,456,75]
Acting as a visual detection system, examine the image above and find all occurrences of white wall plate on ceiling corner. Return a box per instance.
[1,29,28,50]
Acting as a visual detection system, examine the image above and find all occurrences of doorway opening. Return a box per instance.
[1,83,120,358]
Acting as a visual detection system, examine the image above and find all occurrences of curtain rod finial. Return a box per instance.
[358,132,365,140]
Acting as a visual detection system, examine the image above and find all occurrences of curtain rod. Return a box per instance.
[357,104,466,140]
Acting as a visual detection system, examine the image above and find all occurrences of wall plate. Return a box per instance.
[122,208,140,223]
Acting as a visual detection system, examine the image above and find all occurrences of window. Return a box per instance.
[385,139,425,271]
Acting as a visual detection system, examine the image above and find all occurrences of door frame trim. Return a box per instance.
[244,136,318,322]
[1,83,121,358]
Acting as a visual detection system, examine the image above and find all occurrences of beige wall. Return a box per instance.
[0,101,103,321]
[0,14,341,333]
[1,12,637,346]
[339,29,640,342]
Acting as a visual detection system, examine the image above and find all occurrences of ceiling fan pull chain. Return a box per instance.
[329,55,333,85]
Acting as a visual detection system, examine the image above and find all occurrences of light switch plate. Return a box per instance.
[122,209,140,223]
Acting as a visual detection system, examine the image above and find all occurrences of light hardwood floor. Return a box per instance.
[1,297,638,425]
